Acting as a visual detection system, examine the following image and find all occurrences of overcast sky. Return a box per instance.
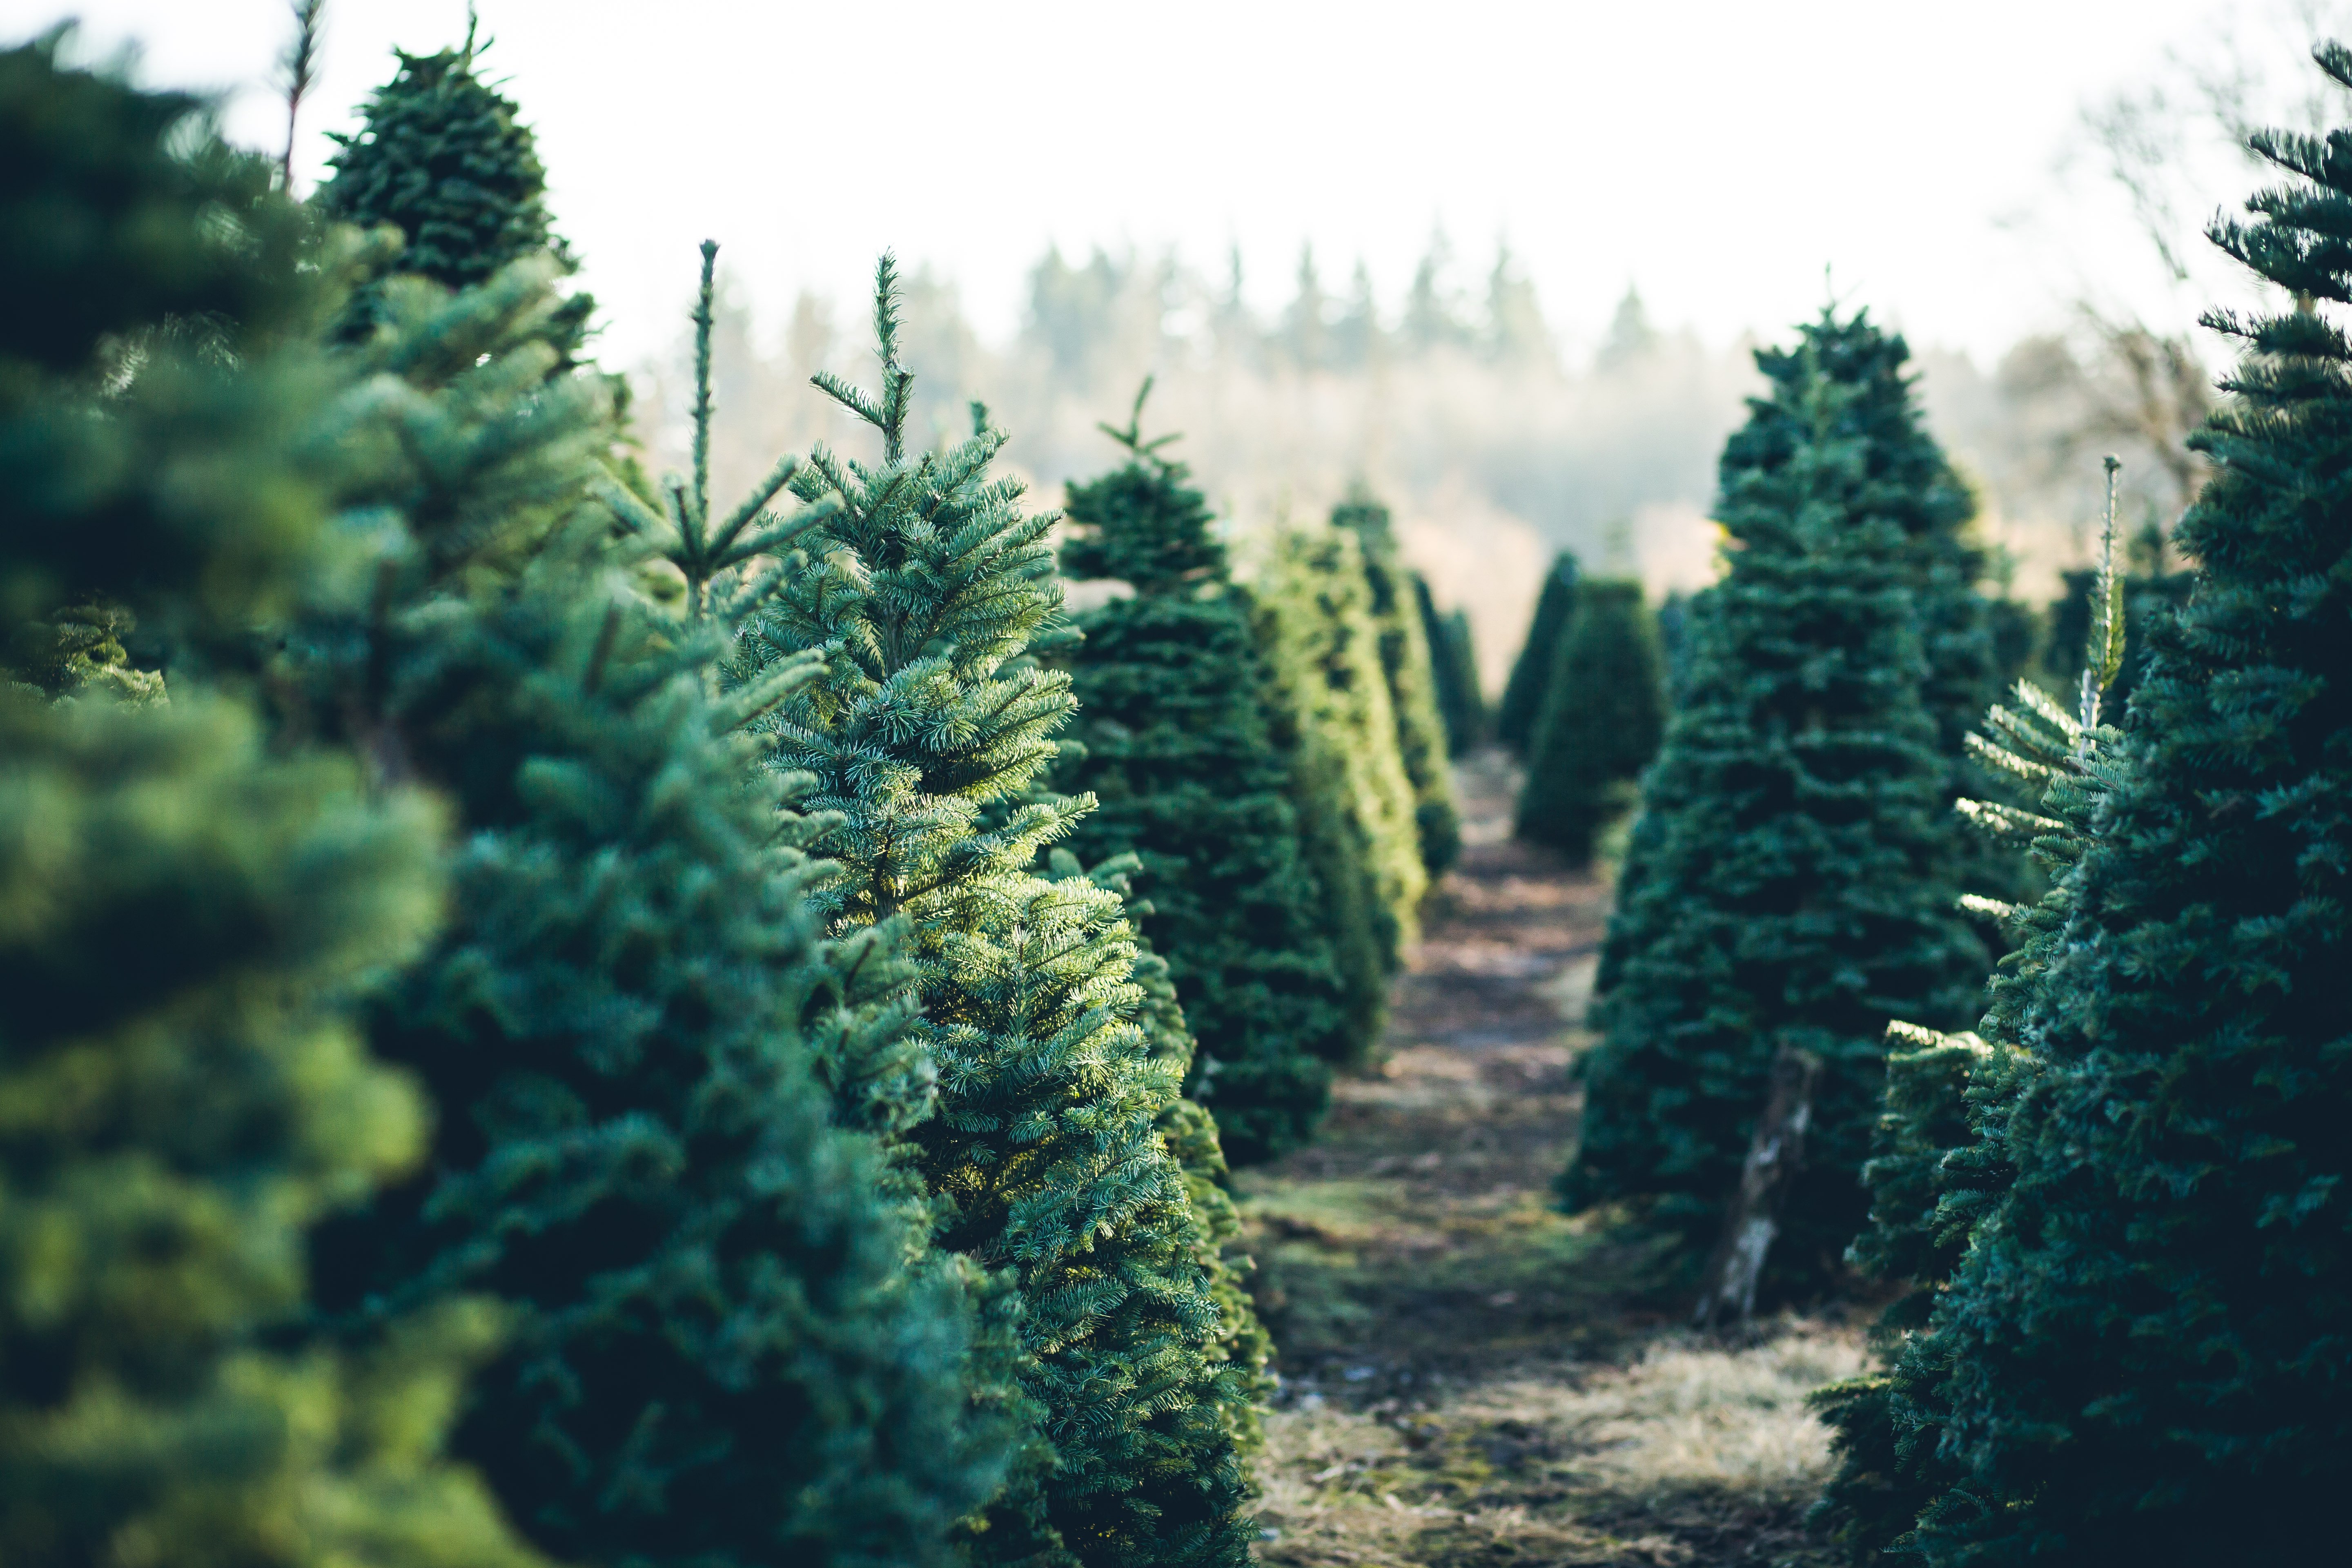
[8,0,2315,367]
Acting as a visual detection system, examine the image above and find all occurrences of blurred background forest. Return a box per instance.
[634,0,2325,686]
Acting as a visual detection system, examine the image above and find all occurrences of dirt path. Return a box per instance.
[1240,753,1862,1568]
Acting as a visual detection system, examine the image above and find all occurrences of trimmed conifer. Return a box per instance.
[1864,54,2352,1558]
[1254,522,1428,1062]
[1494,550,1579,751]
[300,258,1017,1568]
[734,259,1258,1568]
[1514,579,1667,864]
[1334,493,1462,875]
[1561,315,1989,1289]
[1051,387,1345,1164]
[0,40,538,1564]
[315,22,591,354]
[1415,574,1486,755]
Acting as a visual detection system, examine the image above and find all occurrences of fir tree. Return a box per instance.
[1513,579,1666,864]
[1494,551,1579,751]
[301,256,1017,1568]
[1051,384,1346,1164]
[0,40,537,1564]
[1561,317,1989,1289]
[315,20,591,354]
[1334,492,1462,875]
[1870,54,2352,1558]
[1254,522,1428,1062]
[1810,461,2131,1555]
[1415,574,1486,755]
[2037,537,2194,720]
[734,258,1258,1568]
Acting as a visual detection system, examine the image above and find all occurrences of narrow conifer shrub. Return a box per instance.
[0,42,539,1564]
[1254,522,1428,1062]
[1561,314,1989,1290]
[735,261,1260,1568]
[315,22,592,353]
[300,258,1018,1568]
[1416,573,1487,755]
[1494,551,1579,751]
[1051,388,1345,1163]
[1334,493,1462,875]
[1840,53,2352,1558]
[1514,579,1666,863]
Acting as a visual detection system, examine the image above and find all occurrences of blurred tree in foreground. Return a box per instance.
[0,38,539,1566]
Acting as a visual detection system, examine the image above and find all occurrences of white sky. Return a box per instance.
[7,0,2294,367]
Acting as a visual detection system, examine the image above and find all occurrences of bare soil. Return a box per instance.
[1239,753,1861,1568]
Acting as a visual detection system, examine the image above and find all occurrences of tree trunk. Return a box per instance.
[1693,1045,1821,1329]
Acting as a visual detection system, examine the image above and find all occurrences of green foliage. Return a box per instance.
[1809,678,2111,1561]
[303,257,1016,1568]
[1415,575,1486,755]
[1254,523,1428,1064]
[1051,389,1344,1164]
[1082,851,1275,1462]
[1334,493,1461,875]
[1834,54,2352,1558]
[1494,552,1578,751]
[1513,579,1666,864]
[0,42,538,1566]
[2038,557,2194,719]
[1562,311,1989,1291]
[316,26,590,354]
[736,260,1259,1568]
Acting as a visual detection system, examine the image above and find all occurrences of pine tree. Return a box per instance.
[733,259,1259,1568]
[1869,53,2352,1558]
[1809,480,2130,1555]
[314,20,591,354]
[0,40,538,1564]
[299,256,1018,1568]
[1254,522,1428,1063]
[1561,316,1989,1289]
[1809,677,2118,1560]
[1494,551,1579,751]
[1050,385,1346,1164]
[1513,579,1666,864]
[1334,492,1462,875]
[1415,574,1486,755]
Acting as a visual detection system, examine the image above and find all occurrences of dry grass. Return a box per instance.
[1237,754,1860,1567]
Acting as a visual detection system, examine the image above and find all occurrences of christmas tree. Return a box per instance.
[1561,314,1989,1290]
[733,260,1258,1568]
[1878,53,2352,1558]
[1810,547,2127,1558]
[315,18,592,354]
[1254,522,1429,1063]
[1513,579,1666,864]
[1334,492,1462,875]
[1415,574,1486,755]
[1494,551,1579,751]
[1051,384,1347,1164]
[0,40,537,1565]
[300,256,1018,1568]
